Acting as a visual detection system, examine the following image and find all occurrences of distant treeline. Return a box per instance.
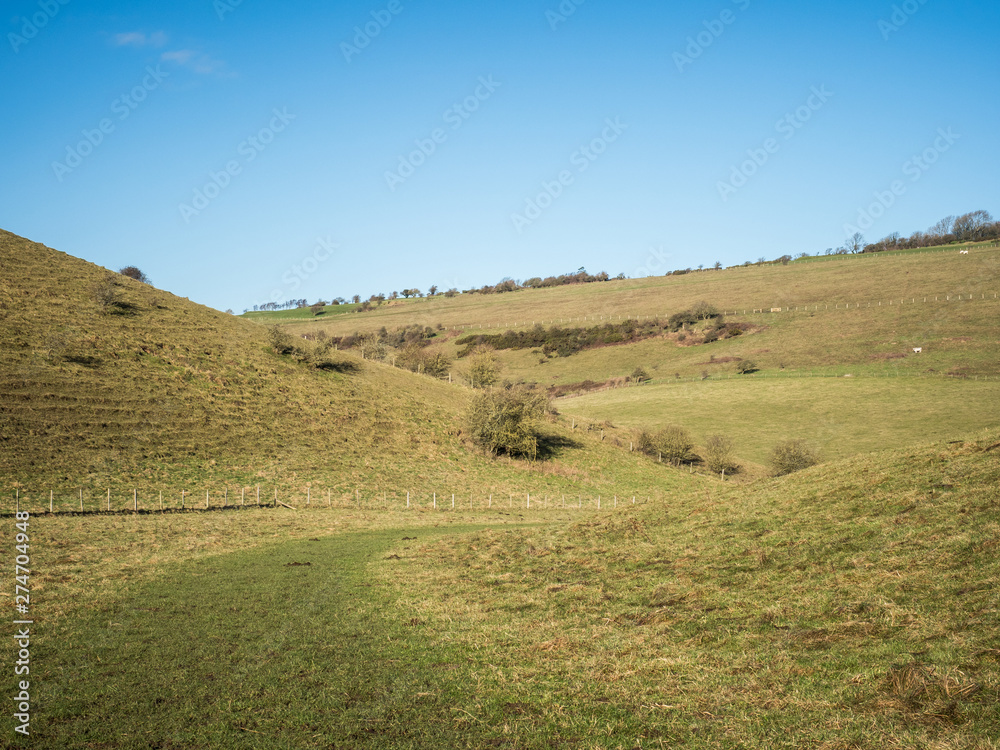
[246,209,996,314]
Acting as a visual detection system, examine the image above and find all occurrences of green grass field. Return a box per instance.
[558,376,1000,465]
[5,430,998,748]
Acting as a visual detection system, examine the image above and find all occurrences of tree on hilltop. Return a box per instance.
[119,266,151,284]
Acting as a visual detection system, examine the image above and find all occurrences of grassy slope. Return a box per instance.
[387,429,1000,748]
[0,229,693,498]
[7,430,997,748]
[562,377,1000,465]
[273,242,1000,337]
[275,243,1000,384]
[267,242,1000,469]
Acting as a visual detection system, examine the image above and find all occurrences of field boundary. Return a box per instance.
[1,488,650,516]
[555,370,1000,399]
[443,290,999,332]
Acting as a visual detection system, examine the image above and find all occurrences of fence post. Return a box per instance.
[50,490,53,514]
[133,490,137,513]
[181,490,185,509]
[107,488,110,512]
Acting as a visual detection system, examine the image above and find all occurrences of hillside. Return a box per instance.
[11,429,998,747]
[0,230,694,498]
[381,428,1000,747]
[266,242,1000,469]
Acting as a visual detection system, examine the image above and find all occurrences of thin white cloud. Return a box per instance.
[113,31,168,48]
[161,49,231,76]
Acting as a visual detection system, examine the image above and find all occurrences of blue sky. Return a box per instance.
[3,0,998,312]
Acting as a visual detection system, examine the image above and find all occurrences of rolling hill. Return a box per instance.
[263,241,1000,470]
[0,229,690,499]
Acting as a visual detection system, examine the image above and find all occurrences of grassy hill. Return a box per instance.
[264,241,1000,471]
[8,429,998,747]
[0,229,691,499]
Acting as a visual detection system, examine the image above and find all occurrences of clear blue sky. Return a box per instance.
[3,0,998,312]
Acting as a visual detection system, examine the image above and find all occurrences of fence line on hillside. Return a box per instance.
[445,290,999,333]
[554,370,1000,398]
[2,488,651,517]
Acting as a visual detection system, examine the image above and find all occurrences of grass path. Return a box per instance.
[24,520,595,749]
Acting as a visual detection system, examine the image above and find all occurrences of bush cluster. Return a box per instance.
[465,386,548,460]
[456,304,740,358]
[770,440,820,476]
[635,425,696,465]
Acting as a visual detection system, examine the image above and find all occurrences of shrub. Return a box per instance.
[465,386,547,459]
[91,272,123,311]
[770,439,819,476]
[397,345,451,377]
[736,360,758,374]
[466,345,500,389]
[690,300,720,320]
[358,333,386,361]
[630,366,651,384]
[118,266,151,284]
[703,434,739,474]
[637,425,695,465]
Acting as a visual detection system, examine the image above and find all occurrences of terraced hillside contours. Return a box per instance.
[0,230,695,498]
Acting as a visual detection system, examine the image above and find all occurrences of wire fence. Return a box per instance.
[2,488,651,517]
[554,369,1000,399]
[447,290,1000,332]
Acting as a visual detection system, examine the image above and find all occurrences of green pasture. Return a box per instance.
[558,376,1000,465]
[7,430,999,748]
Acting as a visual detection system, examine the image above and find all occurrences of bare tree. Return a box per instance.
[846,232,864,254]
[953,210,993,242]
[928,215,956,238]
[119,266,151,284]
